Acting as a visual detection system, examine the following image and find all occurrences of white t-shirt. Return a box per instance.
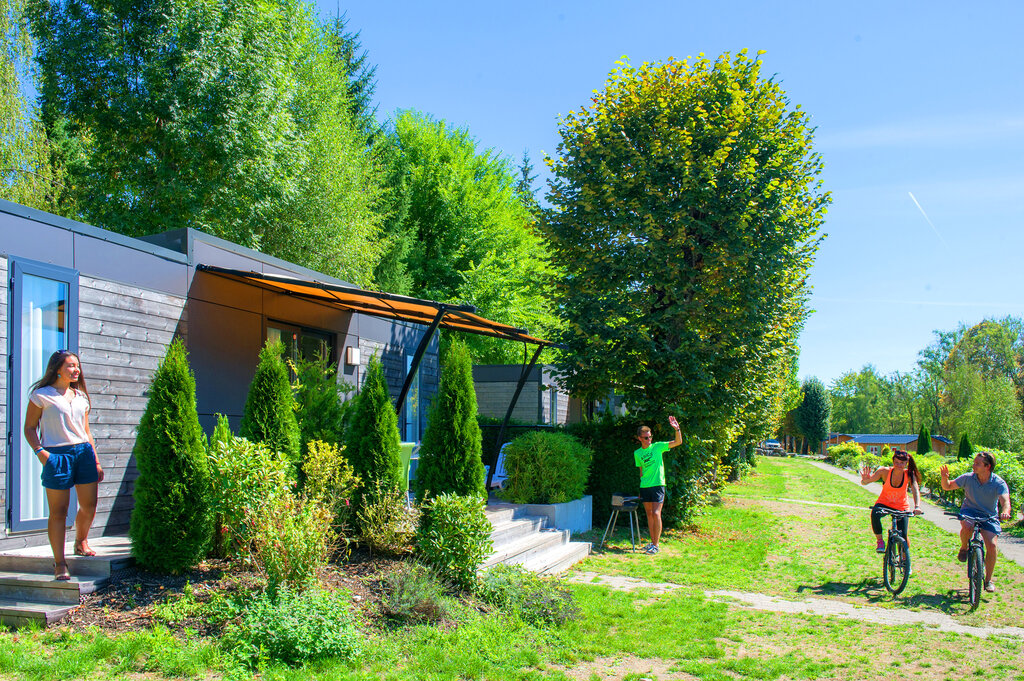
[29,386,91,447]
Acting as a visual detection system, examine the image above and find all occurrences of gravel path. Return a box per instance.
[568,571,1024,639]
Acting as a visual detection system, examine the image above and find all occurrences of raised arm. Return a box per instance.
[860,464,886,485]
[667,416,683,449]
[939,465,960,492]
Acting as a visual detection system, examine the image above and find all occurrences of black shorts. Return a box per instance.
[639,486,666,504]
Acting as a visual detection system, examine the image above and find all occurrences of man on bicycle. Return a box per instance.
[940,452,1012,593]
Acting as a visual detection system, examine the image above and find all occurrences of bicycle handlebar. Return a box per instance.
[874,507,916,518]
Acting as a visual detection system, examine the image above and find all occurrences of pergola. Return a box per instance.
[198,265,557,488]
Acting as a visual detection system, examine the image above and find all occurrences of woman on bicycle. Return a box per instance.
[861,449,923,552]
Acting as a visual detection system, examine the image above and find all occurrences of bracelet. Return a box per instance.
[34,446,45,453]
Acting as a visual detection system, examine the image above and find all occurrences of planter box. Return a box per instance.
[512,495,592,535]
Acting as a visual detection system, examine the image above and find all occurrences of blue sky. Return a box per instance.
[314,0,1024,385]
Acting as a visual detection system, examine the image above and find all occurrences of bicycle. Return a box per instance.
[875,507,915,595]
[963,516,995,610]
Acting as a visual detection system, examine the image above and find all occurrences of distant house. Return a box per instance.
[822,433,953,457]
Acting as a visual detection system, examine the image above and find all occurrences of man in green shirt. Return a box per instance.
[634,416,683,554]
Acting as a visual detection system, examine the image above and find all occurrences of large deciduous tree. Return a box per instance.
[28,0,384,284]
[388,111,560,362]
[542,51,828,454]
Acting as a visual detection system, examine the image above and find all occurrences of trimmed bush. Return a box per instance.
[958,433,974,460]
[416,493,492,591]
[477,564,581,626]
[414,339,486,501]
[826,441,867,469]
[292,348,351,457]
[224,585,362,668]
[240,341,300,467]
[130,339,213,573]
[498,431,592,504]
[345,355,403,511]
[881,445,891,459]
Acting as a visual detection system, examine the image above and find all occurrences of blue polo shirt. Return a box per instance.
[955,472,1008,518]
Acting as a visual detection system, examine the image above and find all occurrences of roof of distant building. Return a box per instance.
[828,433,954,445]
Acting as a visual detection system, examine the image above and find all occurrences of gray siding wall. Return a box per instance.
[78,276,186,536]
[0,257,7,516]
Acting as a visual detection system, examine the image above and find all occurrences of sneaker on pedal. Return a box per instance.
[984,581,995,593]
[957,549,968,563]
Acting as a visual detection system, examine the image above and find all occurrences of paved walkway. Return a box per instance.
[806,459,1024,569]
[568,571,1024,639]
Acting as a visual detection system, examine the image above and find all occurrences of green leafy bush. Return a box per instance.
[246,493,335,593]
[477,564,580,626]
[881,445,892,459]
[130,339,212,573]
[826,441,867,469]
[416,493,493,591]
[380,562,450,624]
[979,449,1024,517]
[345,354,403,514]
[357,480,419,556]
[414,339,486,501]
[302,440,360,533]
[291,348,352,456]
[498,431,592,504]
[207,435,294,557]
[240,341,301,468]
[223,586,361,668]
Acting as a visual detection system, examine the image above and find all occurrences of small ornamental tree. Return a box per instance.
[795,378,831,455]
[240,341,300,466]
[414,339,486,502]
[917,424,933,455]
[345,355,402,507]
[958,432,973,460]
[292,347,350,455]
[129,339,212,573]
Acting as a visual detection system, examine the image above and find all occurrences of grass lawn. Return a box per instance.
[1,456,1021,680]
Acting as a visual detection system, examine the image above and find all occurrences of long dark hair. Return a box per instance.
[30,350,89,403]
[893,449,921,486]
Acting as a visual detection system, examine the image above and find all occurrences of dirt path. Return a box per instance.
[567,571,1024,639]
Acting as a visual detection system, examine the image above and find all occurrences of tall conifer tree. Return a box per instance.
[345,355,402,506]
[240,341,300,465]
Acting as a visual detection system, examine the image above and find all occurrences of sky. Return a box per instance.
[313,0,1024,386]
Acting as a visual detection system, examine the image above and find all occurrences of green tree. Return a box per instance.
[917,423,932,455]
[391,111,560,362]
[323,12,378,141]
[414,340,486,502]
[345,355,402,506]
[958,432,973,460]
[542,51,828,458]
[28,0,385,284]
[795,378,831,455]
[240,341,300,466]
[291,347,349,456]
[129,339,212,573]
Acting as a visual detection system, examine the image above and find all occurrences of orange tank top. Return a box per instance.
[875,468,910,510]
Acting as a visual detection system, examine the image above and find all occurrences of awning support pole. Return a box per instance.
[487,344,544,490]
[395,306,446,417]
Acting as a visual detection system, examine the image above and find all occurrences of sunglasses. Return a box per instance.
[639,434,652,440]
[893,454,908,461]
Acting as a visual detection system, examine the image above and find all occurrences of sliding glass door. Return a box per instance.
[7,259,78,532]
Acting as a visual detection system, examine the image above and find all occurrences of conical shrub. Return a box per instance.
[240,341,300,466]
[917,424,932,455]
[414,339,485,502]
[345,354,402,508]
[958,432,973,460]
[129,338,212,573]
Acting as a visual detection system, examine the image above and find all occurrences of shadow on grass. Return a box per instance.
[798,580,966,614]
[797,578,884,601]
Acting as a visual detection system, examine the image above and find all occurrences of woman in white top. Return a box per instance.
[23,350,104,580]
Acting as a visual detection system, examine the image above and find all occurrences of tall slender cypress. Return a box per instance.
[957,432,973,460]
[129,339,212,573]
[414,339,486,502]
[917,424,933,455]
[240,341,300,466]
[345,355,402,507]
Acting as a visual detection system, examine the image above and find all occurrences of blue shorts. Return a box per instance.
[958,512,1001,536]
[41,442,99,490]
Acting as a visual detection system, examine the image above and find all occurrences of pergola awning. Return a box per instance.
[196,265,552,346]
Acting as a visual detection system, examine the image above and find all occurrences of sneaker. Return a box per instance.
[875,540,885,553]
[984,581,995,593]
[957,549,968,563]
[643,544,660,555]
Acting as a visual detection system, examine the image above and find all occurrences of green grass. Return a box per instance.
[2,455,1023,680]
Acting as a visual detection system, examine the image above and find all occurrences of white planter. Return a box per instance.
[516,495,592,534]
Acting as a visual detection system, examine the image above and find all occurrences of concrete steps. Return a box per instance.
[483,506,590,575]
[0,536,132,628]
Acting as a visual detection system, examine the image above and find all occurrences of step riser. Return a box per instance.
[0,584,81,605]
[535,545,592,575]
[484,509,521,526]
[485,531,568,567]
[490,518,546,544]
[0,555,128,578]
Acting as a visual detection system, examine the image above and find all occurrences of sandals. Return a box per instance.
[74,542,97,557]
[54,562,71,581]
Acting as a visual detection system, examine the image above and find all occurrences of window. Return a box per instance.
[266,322,335,366]
[404,354,420,442]
[8,258,79,532]
[867,445,880,454]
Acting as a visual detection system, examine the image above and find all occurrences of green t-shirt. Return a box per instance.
[634,441,671,488]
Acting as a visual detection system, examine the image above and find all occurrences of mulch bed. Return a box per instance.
[62,549,403,636]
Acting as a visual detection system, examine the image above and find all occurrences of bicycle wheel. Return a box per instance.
[968,546,984,609]
[883,536,910,595]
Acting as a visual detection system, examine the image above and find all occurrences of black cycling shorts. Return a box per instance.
[639,486,666,504]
